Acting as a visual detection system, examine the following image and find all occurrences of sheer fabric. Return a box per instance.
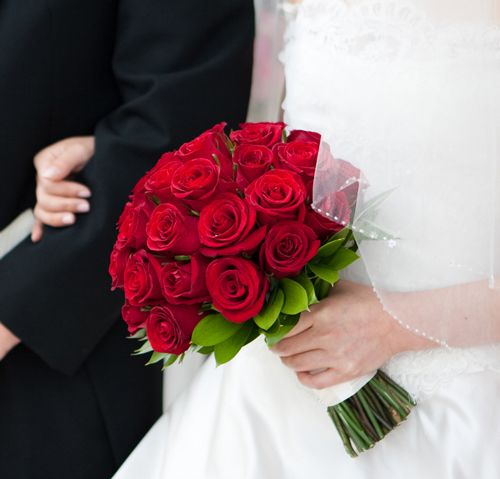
[307,0,500,347]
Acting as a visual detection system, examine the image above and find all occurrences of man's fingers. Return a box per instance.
[39,143,91,180]
[31,220,44,243]
[36,188,91,214]
[34,136,95,180]
[34,205,75,228]
[37,179,91,199]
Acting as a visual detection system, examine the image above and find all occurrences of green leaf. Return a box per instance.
[264,314,300,347]
[192,313,243,347]
[328,227,351,243]
[162,354,179,369]
[127,328,147,340]
[315,238,344,258]
[280,278,309,315]
[314,278,332,301]
[132,340,153,356]
[196,346,214,355]
[328,248,359,270]
[309,263,340,285]
[214,322,254,365]
[253,289,285,330]
[146,351,170,366]
[294,274,318,305]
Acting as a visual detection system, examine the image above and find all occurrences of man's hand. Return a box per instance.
[0,323,20,361]
[32,136,95,242]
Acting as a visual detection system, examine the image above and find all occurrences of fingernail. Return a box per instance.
[78,190,92,198]
[77,202,90,213]
[62,214,75,225]
[42,166,61,179]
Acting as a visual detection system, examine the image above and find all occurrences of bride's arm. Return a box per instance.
[273,279,500,389]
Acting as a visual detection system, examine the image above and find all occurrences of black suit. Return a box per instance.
[0,1,254,478]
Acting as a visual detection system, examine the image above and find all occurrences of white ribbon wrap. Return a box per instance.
[309,372,376,407]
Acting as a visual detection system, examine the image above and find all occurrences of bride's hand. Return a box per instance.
[272,280,436,389]
[32,136,95,242]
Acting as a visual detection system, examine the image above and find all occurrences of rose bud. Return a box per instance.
[144,154,183,202]
[147,304,203,355]
[287,129,321,144]
[146,202,200,255]
[160,254,211,305]
[233,144,274,188]
[123,250,163,307]
[306,191,351,241]
[121,302,149,335]
[177,123,233,179]
[245,169,307,225]
[260,221,320,278]
[198,193,266,257]
[230,122,286,148]
[109,244,131,290]
[206,257,269,323]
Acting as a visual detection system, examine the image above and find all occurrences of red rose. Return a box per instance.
[230,122,286,148]
[206,257,269,323]
[177,123,233,179]
[146,202,200,255]
[306,191,350,240]
[147,304,203,355]
[122,302,149,335]
[233,144,274,188]
[198,193,266,257]
[260,221,320,278]
[123,250,162,307]
[109,244,131,290]
[287,129,321,144]
[245,169,307,225]
[116,199,155,250]
[273,141,319,180]
[160,254,211,305]
[145,154,183,202]
[171,158,226,211]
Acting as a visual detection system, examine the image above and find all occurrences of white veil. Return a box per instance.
[313,0,500,347]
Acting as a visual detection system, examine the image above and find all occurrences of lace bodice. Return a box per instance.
[282,0,500,399]
[284,0,500,63]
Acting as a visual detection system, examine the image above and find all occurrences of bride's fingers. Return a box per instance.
[296,368,345,390]
[37,178,92,199]
[36,189,90,214]
[34,204,75,227]
[272,325,317,357]
[282,312,314,339]
[280,349,327,372]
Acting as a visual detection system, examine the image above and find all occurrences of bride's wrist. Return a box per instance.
[386,314,438,356]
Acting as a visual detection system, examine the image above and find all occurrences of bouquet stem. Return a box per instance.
[327,370,416,457]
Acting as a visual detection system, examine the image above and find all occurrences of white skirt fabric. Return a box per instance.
[113,340,500,479]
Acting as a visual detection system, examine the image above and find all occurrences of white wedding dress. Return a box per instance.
[114,1,500,477]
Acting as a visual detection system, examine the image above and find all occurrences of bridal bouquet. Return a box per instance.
[109,122,415,457]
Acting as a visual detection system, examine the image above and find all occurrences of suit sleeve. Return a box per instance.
[0,0,254,375]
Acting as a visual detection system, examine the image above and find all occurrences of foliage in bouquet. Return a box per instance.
[109,122,357,365]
